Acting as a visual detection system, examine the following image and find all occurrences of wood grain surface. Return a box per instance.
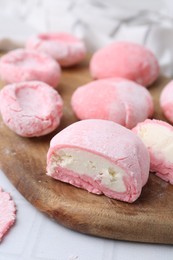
[0,57,173,244]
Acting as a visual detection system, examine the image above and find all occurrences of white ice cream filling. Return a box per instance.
[49,148,126,193]
[137,124,173,163]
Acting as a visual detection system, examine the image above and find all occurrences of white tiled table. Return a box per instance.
[0,170,173,260]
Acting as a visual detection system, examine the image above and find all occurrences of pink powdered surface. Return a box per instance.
[47,119,150,203]
[160,80,173,124]
[71,78,153,129]
[0,48,61,87]
[0,187,16,242]
[133,119,173,184]
[26,32,86,67]
[90,42,159,87]
[0,81,63,137]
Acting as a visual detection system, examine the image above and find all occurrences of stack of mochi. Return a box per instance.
[72,41,159,127]
[1,36,173,240]
[0,32,87,242]
[0,32,87,137]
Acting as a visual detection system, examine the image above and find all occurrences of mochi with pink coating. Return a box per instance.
[90,42,159,87]
[0,187,16,242]
[133,119,173,184]
[46,119,150,203]
[26,32,86,67]
[0,81,63,137]
[0,49,61,87]
[71,78,154,129]
[160,80,173,123]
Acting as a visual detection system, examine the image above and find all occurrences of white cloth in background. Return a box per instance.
[0,0,173,76]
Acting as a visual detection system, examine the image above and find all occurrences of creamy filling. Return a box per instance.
[49,148,126,192]
[136,124,173,163]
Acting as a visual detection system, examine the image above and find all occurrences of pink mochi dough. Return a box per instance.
[71,78,154,129]
[133,119,173,184]
[0,188,16,242]
[0,48,61,88]
[26,32,87,67]
[90,42,159,87]
[0,81,63,137]
[160,80,173,124]
[46,119,150,203]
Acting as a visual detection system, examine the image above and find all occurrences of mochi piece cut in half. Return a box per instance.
[47,119,150,203]
[133,119,173,184]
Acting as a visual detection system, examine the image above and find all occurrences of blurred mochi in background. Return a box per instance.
[0,0,173,76]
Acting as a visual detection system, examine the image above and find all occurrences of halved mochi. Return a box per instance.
[0,81,63,137]
[26,32,86,67]
[47,119,150,203]
[71,78,154,129]
[133,119,173,184]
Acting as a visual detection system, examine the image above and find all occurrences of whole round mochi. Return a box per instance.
[46,119,150,203]
[71,78,154,129]
[0,48,61,87]
[90,42,159,87]
[160,80,173,123]
[0,187,16,242]
[132,119,173,184]
[26,32,87,67]
[0,81,63,137]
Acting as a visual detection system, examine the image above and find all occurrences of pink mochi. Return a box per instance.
[0,81,63,137]
[90,42,159,87]
[0,48,61,88]
[133,119,173,184]
[0,188,16,242]
[160,80,173,123]
[26,32,87,67]
[71,78,154,129]
[46,119,150,203]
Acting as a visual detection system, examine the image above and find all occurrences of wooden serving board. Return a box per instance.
[0,57,173,245]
